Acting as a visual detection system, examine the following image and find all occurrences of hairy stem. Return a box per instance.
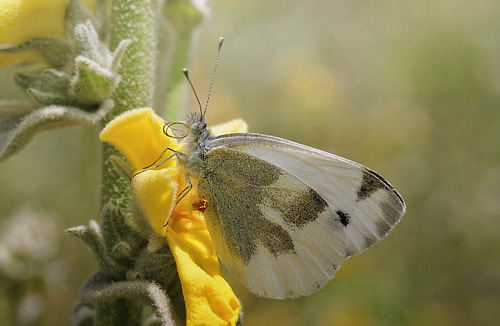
[101,0,156,212]
[99,0,156,324]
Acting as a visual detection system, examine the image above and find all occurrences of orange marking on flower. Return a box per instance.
[193,195,209,213]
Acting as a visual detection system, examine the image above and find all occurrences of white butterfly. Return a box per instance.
[156,38,405,298]
[171,112,406,299]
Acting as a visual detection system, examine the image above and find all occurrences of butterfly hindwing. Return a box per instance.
[198,147,346,298]
[198,133,406,298]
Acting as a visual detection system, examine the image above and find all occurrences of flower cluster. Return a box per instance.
[100,108,246,325]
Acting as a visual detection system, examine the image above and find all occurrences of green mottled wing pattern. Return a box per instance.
[198,133,405,298]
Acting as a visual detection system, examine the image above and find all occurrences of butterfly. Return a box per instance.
[157,38,406,298]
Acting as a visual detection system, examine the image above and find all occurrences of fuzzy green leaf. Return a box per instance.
[0,101,36,128]
[0,38,73,70]
[109,155,134,182]
[79,272,176,326]
[71,56,118,106]
[14,69,71,95]
[0,101,35,156]
[26,88,72,106]
[111,241,133,261]
[74,20,105,64]
[100,203,146,261]
[65,0,100,43]
[143,315,163,326]
[134,245,178,290]
[0,100,113,161]
[66,223,126,279]
[133,245,186,324]
[111,39,133,73]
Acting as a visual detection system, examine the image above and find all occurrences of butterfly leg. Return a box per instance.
[163,175,193,227]
[133,148,186,177]
[175,176,193,206]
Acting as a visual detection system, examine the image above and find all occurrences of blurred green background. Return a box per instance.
[1,0,500,325]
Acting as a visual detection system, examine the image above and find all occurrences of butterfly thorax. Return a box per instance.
[181,113,213,178]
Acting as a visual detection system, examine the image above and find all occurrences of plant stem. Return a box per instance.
[161,32,196,121]
[159,0,205,121]
[102,0,156,211]
[109,0,156,117]
[98,0,157,324]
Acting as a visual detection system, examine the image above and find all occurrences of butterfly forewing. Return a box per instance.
[198,134,405,298]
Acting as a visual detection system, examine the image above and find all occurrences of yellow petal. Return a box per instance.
[0,0,95,67]
[210,119,248,136]
[166,216,241,326]
[132,168,178,237]
[100,108,177,171]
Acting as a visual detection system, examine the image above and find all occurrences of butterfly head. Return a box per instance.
[181,112,213,156]
[162,113,208,140]
[187,112,207,136]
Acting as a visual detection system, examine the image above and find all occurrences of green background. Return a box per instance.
[1,0,499,324]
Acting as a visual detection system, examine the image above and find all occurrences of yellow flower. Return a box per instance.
[0,0,95,67]
[100,108,246,326]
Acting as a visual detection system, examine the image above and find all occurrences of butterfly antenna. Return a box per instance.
[203,37,224,118]
[182,68,203,116]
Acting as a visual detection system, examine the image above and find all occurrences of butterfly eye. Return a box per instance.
[163,122,189,139]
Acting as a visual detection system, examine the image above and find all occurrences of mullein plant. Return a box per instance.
[0,0,243,325]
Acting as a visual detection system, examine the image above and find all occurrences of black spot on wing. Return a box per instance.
[357,169,405,207]
[335,210,351,227]
[357,169,387,201]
